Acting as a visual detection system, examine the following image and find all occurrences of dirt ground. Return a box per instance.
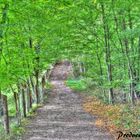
[22,62,114,140]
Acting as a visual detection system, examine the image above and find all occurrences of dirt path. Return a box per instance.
[22,62,114,140]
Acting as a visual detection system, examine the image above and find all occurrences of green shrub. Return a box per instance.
[46,81,53,90]
[66,79,87,91]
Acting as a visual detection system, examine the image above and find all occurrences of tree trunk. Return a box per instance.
[35,70,40,104]
[112,0,128,102]
[30,76,35,95]
[13,92,18,118]
[122,17,135,105]
[21,86,26,117]
[2,94,10,134]
[17,84,21,125]
[27,79,32,109]
[101,3,114,104]
[0,89,3,116]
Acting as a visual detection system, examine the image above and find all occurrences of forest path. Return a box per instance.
[22,61,114,140]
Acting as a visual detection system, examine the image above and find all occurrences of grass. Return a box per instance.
[0,81,49,140]
[46,81,53,90]
[0,102,43,140]
[65,79,87,91]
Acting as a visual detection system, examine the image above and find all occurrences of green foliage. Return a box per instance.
[66,79,87,91]
[10,124,25,137]
[46,81,53,90]
[112,104,140,131]
[0,0,140,136]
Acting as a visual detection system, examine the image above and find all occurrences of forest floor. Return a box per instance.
[22,62,114,140]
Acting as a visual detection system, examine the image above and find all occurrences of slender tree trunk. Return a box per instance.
[9,85,19,118]
[13,92,18,117]
[96,51,106,101]
[41,75,46,102]
[0,88,1,99]
[0,89,2,116]
[35,70,40,104]
[27,79,32,109]
[17,84,21,125]
[128,9,137,103]
[30,76,35,95]
[101,3,114,104]
[2,94,9,134]
[122,17,135,105]
[21,85,26,117]
[28,37,35,104]
[29,37,33,49]
[34,43,40,104]
[112,0,128,102]
[26,83,30,112]
[136,37,140,98]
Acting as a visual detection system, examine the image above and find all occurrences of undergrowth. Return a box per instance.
[66,78,140,137]
[0,103,42,140]
[83,97,140,138]
[65,78,88,91]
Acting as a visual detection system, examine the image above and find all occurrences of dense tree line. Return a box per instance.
[55,0,140,105]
